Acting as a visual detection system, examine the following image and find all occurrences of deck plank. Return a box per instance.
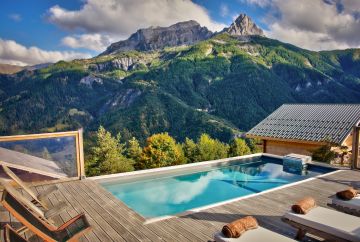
[56,182,113,241]
[1,169,359,241]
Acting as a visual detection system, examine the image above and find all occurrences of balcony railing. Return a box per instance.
[352,126,360,170]
[0,129,85,183]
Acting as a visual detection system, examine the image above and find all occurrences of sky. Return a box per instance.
[1,0,360,66]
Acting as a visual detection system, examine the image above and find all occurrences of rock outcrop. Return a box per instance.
[80,75,103,87]
[224,14,264,36]
[90,57,144,72]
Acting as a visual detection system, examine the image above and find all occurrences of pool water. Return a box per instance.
[101,157,333,218]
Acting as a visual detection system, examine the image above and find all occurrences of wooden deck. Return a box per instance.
[1,169,360,241]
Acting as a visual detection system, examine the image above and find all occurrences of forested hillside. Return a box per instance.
[1,30,360,143]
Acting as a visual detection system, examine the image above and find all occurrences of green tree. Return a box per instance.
[138,132,185,169]
[229,138,251,157]
[182,137,197,163]
[194,134,229,161]
[86,126,134,176]
[312,143,336,163]
[126,137,143,169]
[41,147,53,160]
[245,138,262,153]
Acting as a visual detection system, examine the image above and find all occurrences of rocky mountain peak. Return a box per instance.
[101,20,213,55]
[224,14,264,36]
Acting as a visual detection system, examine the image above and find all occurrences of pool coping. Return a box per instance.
[89,153,342,224]
[90,153,278,182]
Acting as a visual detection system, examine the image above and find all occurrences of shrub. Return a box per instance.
[312,143,336,163]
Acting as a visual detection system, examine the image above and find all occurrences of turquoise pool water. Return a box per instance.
[101,157,334,218]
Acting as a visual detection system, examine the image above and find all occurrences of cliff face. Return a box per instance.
[102,20,213,55]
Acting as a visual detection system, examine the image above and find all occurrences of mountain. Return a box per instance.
[1,14,360,143]
[0,63,53,75]
[223,14,264,36]
[25,63,53,71]
[102,20,213,55]
[0,64,24,74]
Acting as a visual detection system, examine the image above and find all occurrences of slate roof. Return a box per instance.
[247,104,360,145]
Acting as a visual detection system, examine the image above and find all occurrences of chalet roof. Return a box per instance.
[246,104,360,145]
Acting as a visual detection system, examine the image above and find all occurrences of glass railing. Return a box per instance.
[0,129,85,183]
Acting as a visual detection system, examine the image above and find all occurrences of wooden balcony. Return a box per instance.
[1,169,359,241]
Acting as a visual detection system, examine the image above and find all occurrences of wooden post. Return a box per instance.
[351,126,359,170]
[263,140,267,153]
[78,128,86,179]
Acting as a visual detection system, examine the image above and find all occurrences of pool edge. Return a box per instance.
[143,168,341,224]
[89,153,343,224]
[90,153,273,183]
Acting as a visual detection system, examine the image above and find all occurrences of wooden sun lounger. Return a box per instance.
[214,226,296,242]
[2,164,59,209]
[282,206,360,242]
[1,187,91,242]
[328,195,360,217]
[0,178,67,219]
[3,224,28,242]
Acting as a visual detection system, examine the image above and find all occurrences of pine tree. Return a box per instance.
[127,137,143,169]
[183,137,197,163]
[86,126,134,176]
[41,147,53,160]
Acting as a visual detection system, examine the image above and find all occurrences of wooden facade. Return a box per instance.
[262,134,354,156]
[263,140,322,156]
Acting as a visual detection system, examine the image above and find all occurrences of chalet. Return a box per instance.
[246,104,360,157]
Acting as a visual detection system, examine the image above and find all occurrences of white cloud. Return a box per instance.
[0,39,91,66]
[241,0,272,7]
[265,23,351,50]
[47,0,226,39]
[220,3,230,17]
[262,0,360,50]
[62,34,113,51]
[9,14,22,22]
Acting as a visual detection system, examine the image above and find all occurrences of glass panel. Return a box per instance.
[0,135,78,182]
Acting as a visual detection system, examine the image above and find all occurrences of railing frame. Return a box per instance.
[352,126,360,170]
[0,129,85,181]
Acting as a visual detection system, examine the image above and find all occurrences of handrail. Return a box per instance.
[0,130,81,142]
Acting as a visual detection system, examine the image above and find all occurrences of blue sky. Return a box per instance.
[1,0,360,65]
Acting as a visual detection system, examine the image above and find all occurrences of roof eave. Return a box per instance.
[246,133,335,146]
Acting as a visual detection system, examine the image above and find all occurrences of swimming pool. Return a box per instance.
[99,155,335,218]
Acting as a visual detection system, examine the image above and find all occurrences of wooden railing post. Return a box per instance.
[351,126,359,170]
[78,128,86,179]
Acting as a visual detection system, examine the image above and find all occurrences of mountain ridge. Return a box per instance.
[102,20,213,55]
[102,13,264,55]
[0,14,360,143]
